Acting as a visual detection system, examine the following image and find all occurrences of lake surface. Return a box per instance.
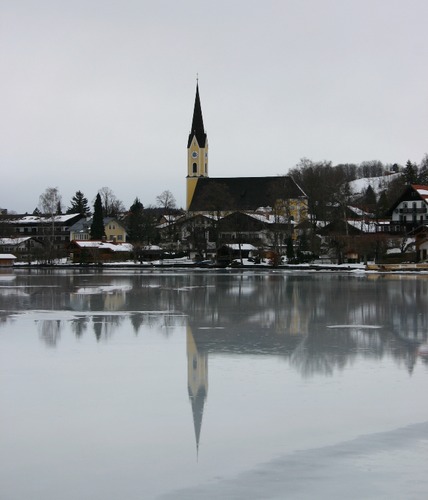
[1,268,428,499]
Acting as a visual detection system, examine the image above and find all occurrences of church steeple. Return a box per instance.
[187,83,207,148]
[186,81,209,209]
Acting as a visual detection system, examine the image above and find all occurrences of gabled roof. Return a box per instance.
[217,211,268,231]
[187,83,207,148]
[321,219,378,235]
[387,184,428,214]
[172,213,217,226]
[411,184,428,200]
[188,176,306,212]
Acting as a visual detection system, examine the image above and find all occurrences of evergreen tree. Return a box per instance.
[67,191,90,216]
[363,185,377,211]
[127,198,145,243]
[286,236,295,260]
[418,154,428,185]
[403,160,418,184]
[90,193,105,240]
[377,191,389,217]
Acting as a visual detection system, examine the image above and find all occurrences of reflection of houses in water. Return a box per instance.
[71,284,132,312]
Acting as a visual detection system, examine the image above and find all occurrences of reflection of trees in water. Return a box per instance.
[130,313,144,334]
[3,271,428,373]
[92,315,122,341]
[37,319,62,347]
[291,328,386,378]
[0,311,17,326]
[71,316,90,338]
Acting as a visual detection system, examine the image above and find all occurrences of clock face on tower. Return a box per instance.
[192,151,198,159]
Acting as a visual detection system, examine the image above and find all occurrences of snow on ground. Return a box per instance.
[349,173,401,195]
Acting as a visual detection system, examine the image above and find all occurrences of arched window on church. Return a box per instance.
[193,163,197,173]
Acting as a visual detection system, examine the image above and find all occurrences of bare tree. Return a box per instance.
[156,190,177,212]
[39,187,62,216]
[98,187,125,217]
[38,187,62,262]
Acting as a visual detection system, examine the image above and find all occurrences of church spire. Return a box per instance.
[186,80,209,209]
[188,82,207,148]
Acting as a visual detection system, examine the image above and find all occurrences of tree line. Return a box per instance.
[7,153,428,258]
[32,186,180,244]
[289,154,428,225]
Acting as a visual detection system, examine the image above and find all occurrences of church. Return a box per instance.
[186,83,308,225]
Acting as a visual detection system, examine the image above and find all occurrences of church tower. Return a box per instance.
[186,82,208,210]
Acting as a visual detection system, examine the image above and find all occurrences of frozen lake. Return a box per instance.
[1,268,428,499]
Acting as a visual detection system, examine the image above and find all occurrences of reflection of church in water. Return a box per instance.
[23,272,428,453]
[183,274,428,453]
[187,326,208,454]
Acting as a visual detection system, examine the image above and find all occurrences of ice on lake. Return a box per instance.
[1,269,428,499]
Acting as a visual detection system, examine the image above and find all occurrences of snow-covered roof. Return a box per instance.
[347,206,370,217]
[412,185,428,201]
[142,245,161,251]
[102,243,133,252]
[244,212,295,225]
[72,241,133,252]
[346,219,378,233]
[223,243,258,251]
[12,213,82,224]
[0,237,32,245]
[0,254,17,259]
[72,241,100,248]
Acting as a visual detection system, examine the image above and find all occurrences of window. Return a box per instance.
[193,163,197,173]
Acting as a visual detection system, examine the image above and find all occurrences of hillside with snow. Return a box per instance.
[349,173,401,196]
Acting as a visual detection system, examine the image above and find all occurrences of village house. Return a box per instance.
[69,217,128,242]
[387,184,428,233]
[68,241,133,264]
[0,237,44,262]
[0,254,17,267]
[0,213,84,259]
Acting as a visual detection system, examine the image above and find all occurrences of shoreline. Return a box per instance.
[8,262,428,273]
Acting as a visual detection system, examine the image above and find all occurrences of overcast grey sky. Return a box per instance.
[1,0,427,213]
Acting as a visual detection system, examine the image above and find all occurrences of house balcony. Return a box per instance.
[398,207,427,214]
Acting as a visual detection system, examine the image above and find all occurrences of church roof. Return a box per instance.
[188,176,306,212]
[187,83,207,148]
